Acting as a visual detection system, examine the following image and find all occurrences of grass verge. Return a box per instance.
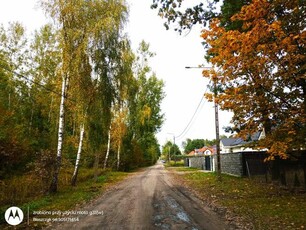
[169,167,306,230]
[0,169,129,229]
[164,160,185,167]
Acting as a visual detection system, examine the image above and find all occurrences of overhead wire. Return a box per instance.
[175,82,211,140]
[0,60,76,103]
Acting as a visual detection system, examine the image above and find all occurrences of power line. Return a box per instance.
[175,84,210,140]
[175,95,204,139]
[176,95,206,140]
[0,62,76,103]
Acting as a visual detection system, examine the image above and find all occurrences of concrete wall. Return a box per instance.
[185,156,213,171]
[212,153,243,176]
[188,157,205,169]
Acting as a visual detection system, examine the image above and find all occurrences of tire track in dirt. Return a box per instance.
[46,163,230,229]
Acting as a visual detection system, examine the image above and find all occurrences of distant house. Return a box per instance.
[185,146,216,170]
[187,146,216,156]
[220,130,267,153]
[187,150,195,156]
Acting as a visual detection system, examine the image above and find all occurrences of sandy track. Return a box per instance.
[47,163,229,230]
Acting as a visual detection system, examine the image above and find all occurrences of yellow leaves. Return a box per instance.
[232,0,270,22]
[201,0,306,158]
[269,21,282,32]
[204,93,214,102]
[111,109,128,147]
[269,146,288,159]
[140,105,151,125]
[201,18,224,43]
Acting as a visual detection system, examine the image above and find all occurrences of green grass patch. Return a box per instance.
[0,169,129,228]
[172,169,306,230]
[168,166,199,172]
[164,160,185,167]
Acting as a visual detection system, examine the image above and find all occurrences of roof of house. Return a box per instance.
[220,138,237,147]
[221,131,262,147]
[187,146,216,156]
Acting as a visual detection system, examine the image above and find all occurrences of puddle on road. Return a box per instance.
[176,211,190,222]
[166,197,179,209]
[153,195,200,229]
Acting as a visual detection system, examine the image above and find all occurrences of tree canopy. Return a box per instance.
[182,138,216,154]
[153,0,306,159]
[202,0,305,159]
[162,141,181,160]
[0,1,164,193]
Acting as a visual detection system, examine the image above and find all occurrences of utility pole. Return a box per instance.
[214,80,221,181]
[167,132,175,162]
[185,66,222,180]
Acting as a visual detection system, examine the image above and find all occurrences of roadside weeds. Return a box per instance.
[0,170,130,229]
[167,166,306,230]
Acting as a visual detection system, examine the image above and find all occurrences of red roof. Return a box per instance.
[187,146,215,156]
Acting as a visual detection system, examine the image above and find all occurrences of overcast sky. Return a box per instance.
[0,0,232,148]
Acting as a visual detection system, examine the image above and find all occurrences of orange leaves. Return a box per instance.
[232,0,269,22]
[201,0,306,157]
[204,92,214,102]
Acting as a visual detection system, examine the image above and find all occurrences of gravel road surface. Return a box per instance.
[47,163,230,230]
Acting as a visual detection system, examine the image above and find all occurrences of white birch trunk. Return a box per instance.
[57,76,67,158]
[103,124,111,169]
[117,144,121,170]
[50,76,68,193]
[71,123,85,186]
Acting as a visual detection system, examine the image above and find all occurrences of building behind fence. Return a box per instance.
[185,150,306,190]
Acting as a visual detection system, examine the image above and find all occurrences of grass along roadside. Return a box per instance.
[168,167,306,230]
[0,169,129,229]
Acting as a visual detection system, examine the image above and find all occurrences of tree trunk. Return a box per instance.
[103,124,111,169]
[48,95,54,122]
[8,91,11,110]
[117,144,121,170]
[71,123,85,186]
[49,76,68,193]
[93,152,100,182]
[29,103,34,134]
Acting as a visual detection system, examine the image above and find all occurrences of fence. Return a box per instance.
[185,151,306,190]
[242,151,306,189]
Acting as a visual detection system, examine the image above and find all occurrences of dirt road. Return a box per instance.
[49,163,230,230]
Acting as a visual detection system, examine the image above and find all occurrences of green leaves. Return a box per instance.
[0,1,165,191]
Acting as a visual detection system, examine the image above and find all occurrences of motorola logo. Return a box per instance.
[4,206,24,226]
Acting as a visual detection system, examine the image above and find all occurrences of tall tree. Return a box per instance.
[71,122,85,186]
[111,108,127,170]
[151,0,249,32]
[30,24,61,150]
[133,42,164,164]
[182,139,205,153]
[201,0,306,159]
[40,0,128,192]
[162,141,181,160]
[0,23,33,176]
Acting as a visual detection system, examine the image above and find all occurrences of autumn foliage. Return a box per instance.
[201,0,306,159]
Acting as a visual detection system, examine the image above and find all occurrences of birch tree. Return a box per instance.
[112,108,127,170]
[41,0,128,192]
[103,123,112,169]
[71,123,85,186]
[121,41,165,169]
